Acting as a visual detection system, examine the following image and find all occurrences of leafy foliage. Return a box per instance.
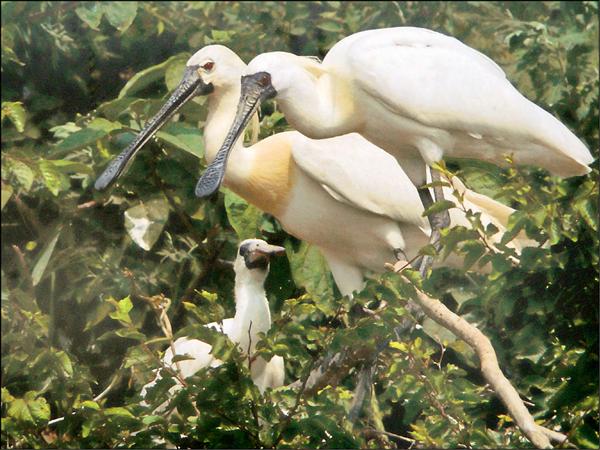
[1,2,598,448]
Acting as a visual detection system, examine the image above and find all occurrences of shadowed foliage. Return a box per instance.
[1,2,598,448]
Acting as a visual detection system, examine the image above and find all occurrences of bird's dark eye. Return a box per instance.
[202,61,215,71]
[257,73,271,87]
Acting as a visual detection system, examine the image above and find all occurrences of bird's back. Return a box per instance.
[324,27,593,177]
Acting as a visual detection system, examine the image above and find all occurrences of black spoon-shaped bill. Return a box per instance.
[94,66,212,191]
[194,72,276,198]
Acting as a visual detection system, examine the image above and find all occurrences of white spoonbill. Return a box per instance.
[96,45,536,297]
[141,239,286,410]
[196,26,593,198]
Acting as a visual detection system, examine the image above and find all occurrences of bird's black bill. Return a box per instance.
[194,71,276,198]
[94,66,212,191]
[245,244,286,270]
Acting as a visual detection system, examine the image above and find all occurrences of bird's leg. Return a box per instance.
[348,363,376,424]
[418,168,451,278]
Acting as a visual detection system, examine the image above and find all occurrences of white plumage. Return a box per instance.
[237,27,592,185]
[141,239,285,410]
[95,45,543,298]
[193,46,536,295]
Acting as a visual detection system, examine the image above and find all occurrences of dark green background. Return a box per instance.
[1,2,598,448]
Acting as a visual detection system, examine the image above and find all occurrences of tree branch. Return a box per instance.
[400,276,566,448]
[348,363,375,423]
[287,344,373,397]
[284,274,568,449]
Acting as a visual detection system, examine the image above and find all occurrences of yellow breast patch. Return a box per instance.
[227,133,296,218]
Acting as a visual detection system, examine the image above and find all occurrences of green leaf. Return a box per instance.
[109,296,133,324]
[164,57,188,91]
[316,21,343,32]
[224,189,263,240]
[80,400,100,410]
[49,122,81,139]
[118,54,185,99]
[124,197,170,251]
[75,3,104,30]
[87,117,122,133]
[207,29,235,43]
[55,127,107,152]
[285,241,334,300]
[104,406,134,418]
[38,160,67,196]
[422,199,456,217]
[575,197,597,232]
[1,387,15,403]
[142,415,164,425]
[421,317,458,345]
[9,160,34,191]
[156,122,204,159]
[96,97,137,120]
[55,351,73,377]
[1,101,26,132]
[440,227,478,261]
[461,240,486,270]
[84,301,114,331]
[7,391,50,424]
[115,328,146,341]
[31,228,61,286]
[102,2,138,32]
[512,323,546,363]
[48,159,94,175]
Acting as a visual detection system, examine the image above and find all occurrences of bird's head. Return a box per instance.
[194,52,323,198]
[187,45,247,92]
[244,52,322,99]
[234,239,286,284]
[94,45,246,191]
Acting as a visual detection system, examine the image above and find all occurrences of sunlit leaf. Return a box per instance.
[164,58,188,91]
[75,3,104,30]
[156,122,204,159]
[1,101,26,132]
[104,406,135,417]
[223,189,263,240]
[422,199,456,217]
[103,2,138,32]
[31,228,61,286]
[80,400,100,410]
[118,54,186,99]
[124,197,170,250]
[109,296,133,324]
[7,392,50,424]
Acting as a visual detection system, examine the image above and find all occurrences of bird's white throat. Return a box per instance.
[231,269,272,354]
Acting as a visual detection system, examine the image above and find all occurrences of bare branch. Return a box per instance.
[348,364,375,423]
[363,427,415,446]
[401,276,564,448]
[287,344,373,397]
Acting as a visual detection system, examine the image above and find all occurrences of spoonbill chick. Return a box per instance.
[141,239,286,410]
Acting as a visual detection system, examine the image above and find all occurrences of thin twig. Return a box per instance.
[247,320,253,370]
[363,427,415,445]
[272,358,316,447]
[47,366,124,426]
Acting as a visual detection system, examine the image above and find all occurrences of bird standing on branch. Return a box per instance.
[195,27,593,273]
[96,45,538,297]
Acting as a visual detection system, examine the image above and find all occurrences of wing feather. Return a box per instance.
[325,27,592,175]
[290,132,427,227]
